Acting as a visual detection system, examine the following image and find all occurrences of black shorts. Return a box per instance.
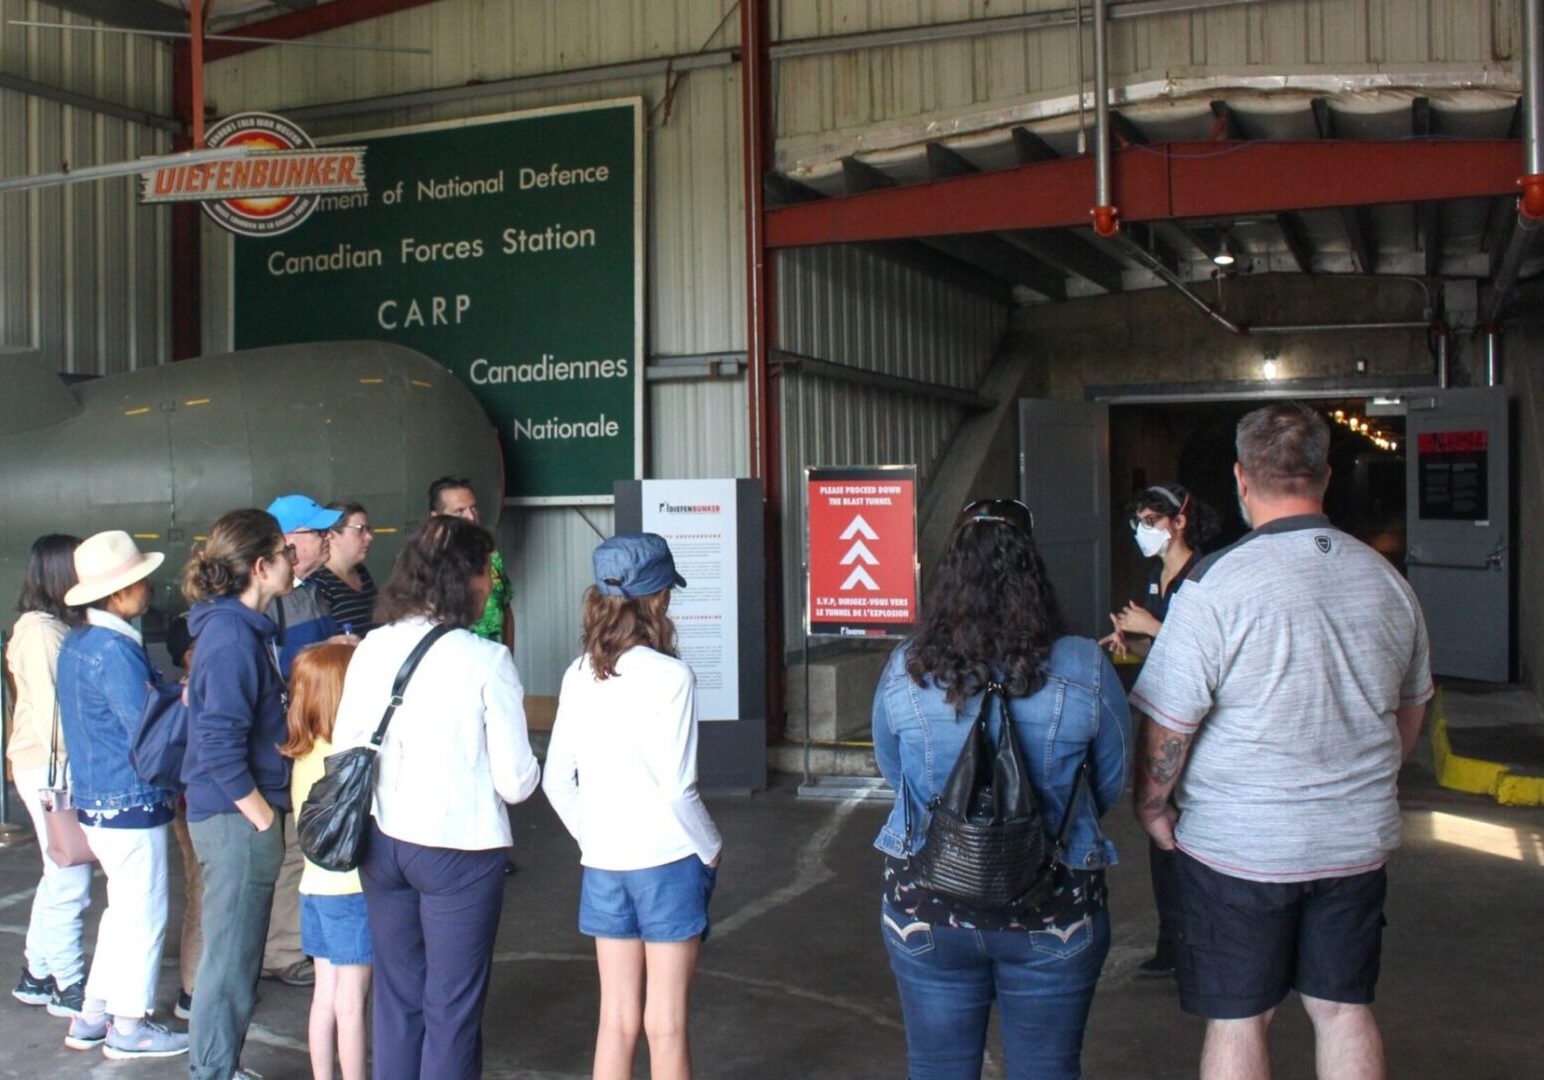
[1172,850,1387,1020]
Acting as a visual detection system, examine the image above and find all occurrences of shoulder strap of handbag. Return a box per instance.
[987,682,1093,867]
[48,695,63,791]
[368,624,454,748]
[1048,755,1093,867]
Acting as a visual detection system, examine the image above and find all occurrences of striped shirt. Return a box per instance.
[311,565,378,638]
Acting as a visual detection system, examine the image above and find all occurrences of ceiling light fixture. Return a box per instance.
[1212,236,1237,267]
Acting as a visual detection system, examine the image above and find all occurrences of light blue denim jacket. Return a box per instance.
[872,635,1129,871]
[56,624,173,812]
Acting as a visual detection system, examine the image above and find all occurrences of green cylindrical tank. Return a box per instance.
[0,341,503,615]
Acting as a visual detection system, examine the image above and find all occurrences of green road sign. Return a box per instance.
[232,98,643,504]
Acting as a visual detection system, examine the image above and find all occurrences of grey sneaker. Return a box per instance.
[231,1070,265,1079]
[63,1014,108,1051]
[102,1019,190,1060]
[46,978,85,1017]
[11,966,55,1006]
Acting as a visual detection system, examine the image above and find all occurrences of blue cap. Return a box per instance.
[593,533,687,598]
[266,494,343,534]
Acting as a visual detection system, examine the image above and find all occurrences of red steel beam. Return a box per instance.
[170,41,201,362]
[204,0,442,62]
[766,140,1523,248]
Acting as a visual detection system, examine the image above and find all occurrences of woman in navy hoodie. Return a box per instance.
[179,509,295,1080]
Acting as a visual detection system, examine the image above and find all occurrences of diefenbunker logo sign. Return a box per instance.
[140,112,366,238]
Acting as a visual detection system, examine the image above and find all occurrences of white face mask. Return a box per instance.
[1134,522,1171,559]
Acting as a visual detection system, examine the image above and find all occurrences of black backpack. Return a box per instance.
[911,681,1090,912]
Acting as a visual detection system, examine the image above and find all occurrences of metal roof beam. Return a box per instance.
[926,142,1124,293]
[36,0,186,33]
[1276,212,1315,274]
[765,172,1011,304]
[1342,207,1376,274]
[766,140,1521,248]
[1011,125,1061,163]
[205,0,442,61]
[1412,98,1442,277]
[845,156,1066,300]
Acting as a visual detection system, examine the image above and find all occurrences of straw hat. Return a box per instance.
[65,530,165,607]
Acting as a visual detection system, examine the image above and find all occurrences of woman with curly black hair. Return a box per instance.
[871,499,1129,1080]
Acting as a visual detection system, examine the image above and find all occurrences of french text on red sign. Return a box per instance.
[805,467,918,638]
[1417,430,1488,454]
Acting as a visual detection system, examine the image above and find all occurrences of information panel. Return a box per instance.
[232,99,643,505]
[641,480,740,722]
[806,466,918,638]
[1418,430,1489,521]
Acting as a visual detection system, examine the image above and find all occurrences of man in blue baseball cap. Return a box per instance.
[593,532,688,597]
[259,494,356,989]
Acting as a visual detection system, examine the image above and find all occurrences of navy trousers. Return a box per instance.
[359,824,508,1080]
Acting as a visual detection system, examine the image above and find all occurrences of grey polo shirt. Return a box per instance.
[1131,514,1433,883]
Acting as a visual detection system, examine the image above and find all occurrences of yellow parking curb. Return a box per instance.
[1431,691,1544,807]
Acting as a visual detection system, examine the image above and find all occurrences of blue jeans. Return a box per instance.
[882,902,1110,1080]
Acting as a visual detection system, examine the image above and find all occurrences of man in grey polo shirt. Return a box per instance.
[1131,402,1432,1080]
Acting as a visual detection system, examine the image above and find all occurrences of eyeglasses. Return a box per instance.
[267,543,297,565]
[339,523,373,536]
[1129,513,1167,530]
[957,498,1034,536]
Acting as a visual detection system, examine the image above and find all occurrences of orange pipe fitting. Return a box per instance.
[1091,204,1120,238]
[1520,173,1544,221]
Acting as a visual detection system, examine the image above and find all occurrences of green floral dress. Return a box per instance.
[470,549,512,643]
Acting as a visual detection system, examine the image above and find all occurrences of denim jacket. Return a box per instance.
[872,635,1129,871]
[56,623,173,812]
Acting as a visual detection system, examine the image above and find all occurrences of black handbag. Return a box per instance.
[297,624,451,872]
[911,681,1091,912]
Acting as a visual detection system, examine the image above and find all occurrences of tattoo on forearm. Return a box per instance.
[1144,734,1186,786]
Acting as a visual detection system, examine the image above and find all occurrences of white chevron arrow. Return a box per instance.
[840,540,879,565]
[839,515,879,541]
[841,566,881,591]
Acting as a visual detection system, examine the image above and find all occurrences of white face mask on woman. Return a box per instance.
[1134,522,1171,559]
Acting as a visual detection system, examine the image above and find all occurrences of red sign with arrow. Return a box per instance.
[806,466,919,637]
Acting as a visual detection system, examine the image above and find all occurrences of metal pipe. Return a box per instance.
[1250,321,1431,334]
[1486,328,1502,386]
[1435,324,1451,389]
[1074,0,1088,156]
[0,145,251,195]
[1090,0,1117,235]
[1114,234,1247,334]
[7,19,433,54]
[1485,0,1543,323]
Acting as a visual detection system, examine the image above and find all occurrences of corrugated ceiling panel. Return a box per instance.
[0,1,172,372]
[771,0,1509,142]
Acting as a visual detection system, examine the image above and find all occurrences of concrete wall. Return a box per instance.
[1012,274,1444,400]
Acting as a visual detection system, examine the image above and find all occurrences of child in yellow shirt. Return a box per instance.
[281,644,367,1080]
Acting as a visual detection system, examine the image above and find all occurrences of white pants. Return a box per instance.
[80,822,170,1019]
[13,765,93,988]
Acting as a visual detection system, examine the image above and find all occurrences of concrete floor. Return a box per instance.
[0,746,1540,1079]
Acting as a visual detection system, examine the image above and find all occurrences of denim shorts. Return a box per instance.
[301,893,373,966]
[579,855,717,943]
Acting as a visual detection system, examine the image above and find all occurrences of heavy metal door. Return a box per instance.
[1019,400,1110,640]
[1405,386,1511,682]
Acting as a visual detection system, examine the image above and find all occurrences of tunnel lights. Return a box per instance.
[1328,408,1399,453]
[1212,236,1237,267]
[1262,360,1278,380]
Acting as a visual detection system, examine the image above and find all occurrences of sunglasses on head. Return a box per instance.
[957,498,1034,536]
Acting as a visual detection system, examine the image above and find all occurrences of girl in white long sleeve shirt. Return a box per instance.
[543,532,721,1080]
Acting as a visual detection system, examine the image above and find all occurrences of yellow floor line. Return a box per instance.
[1431,689,1544,807]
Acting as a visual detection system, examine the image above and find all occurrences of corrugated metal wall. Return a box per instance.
[776,244,1009,644]
[771,0,1511,151]
[0,1,173,372]
[199,0,749,695]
